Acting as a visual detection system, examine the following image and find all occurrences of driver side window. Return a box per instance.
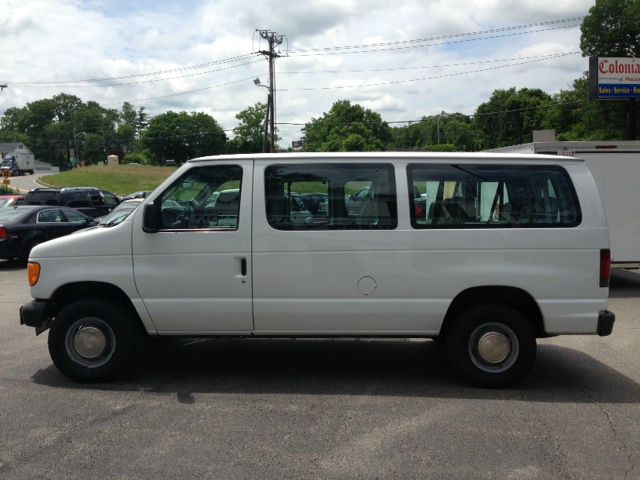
[159,165,243,230]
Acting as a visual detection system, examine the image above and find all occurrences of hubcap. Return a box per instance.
[73,326,107,359]
[468,322,520,374]
[65,317,116,368]
[477,331,511,364]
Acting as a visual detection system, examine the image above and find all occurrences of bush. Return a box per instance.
[425,143,458,152]
[122,151,151,165]
[0,184,18,195]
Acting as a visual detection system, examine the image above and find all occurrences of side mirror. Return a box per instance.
[142,202,161,233]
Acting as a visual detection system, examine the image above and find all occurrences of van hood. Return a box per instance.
[30,220,133,259]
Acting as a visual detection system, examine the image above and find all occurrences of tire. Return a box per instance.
[445,305,536,388]
[48,299,139,382]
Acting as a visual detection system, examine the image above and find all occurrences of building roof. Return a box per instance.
[0,142,31,154]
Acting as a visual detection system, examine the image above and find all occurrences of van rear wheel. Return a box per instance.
[48,299,139,382]
[446,305,536,388]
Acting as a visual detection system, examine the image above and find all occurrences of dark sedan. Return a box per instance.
[0,206,96,261]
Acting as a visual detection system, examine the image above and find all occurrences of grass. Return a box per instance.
[0,184,20,195]
[40,165,177,195]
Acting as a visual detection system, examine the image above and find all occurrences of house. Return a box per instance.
[0,142,33,159]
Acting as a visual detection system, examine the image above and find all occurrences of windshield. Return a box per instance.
[99,202,140,226]
[1,159,11,167]
[0,198,13,207]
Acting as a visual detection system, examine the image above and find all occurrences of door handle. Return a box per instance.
[240,257,247,276]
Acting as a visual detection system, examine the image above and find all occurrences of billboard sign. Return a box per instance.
[590,57,640,100]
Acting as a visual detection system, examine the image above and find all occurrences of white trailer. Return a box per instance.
[0,142,35,176]
[490,140,640,267]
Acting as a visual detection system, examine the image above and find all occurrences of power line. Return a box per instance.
[4,53,259,86]
[275,100,587,128]
[278,53,577,91]
[6,99,586,145]
[280,52,580,75]
[11,59,264,88]
[287,20,582,57]
[288,17,583,54]
[101,75,266,106]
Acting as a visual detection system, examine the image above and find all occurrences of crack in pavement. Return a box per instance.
[578,386,636,480]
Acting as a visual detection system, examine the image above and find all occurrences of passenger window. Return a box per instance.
[408,164,580,228]
[265,163,397,230]
[158,165,243,230]
[37,209,64,223]
[63,209,89,224]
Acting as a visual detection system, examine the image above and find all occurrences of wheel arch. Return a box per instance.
[439,286,547,339]
[49,281,148,336]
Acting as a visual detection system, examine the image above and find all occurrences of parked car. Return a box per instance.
[0,205,95,261]
[97,199,144,227]
[346,186,426,217]
[23,187,120,218]
[0,194,24,208]
[121,191,150,201]
[300,193,328,217]
[345,186,371,215]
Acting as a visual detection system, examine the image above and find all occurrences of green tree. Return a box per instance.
[229,103,267,153]
[543,75,628,140]
[473,88,552,148]
[136,107,149,136]
[580,0,640,57]
[116,123,136,152]
[80,133,106,164]
[302,100,391,152]
[142,111,227,164]
[120,102,137,126]
[390,113,478,151]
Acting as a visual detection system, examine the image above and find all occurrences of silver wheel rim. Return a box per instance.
[65,317,116,368]
[468,322,519,374]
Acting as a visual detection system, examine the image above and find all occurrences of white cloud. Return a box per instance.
[0,0,596,148]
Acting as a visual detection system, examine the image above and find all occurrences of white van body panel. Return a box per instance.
[130,159,254,334]
[29,222,158,334]
[250,158,608,336]
[27,153,611,338]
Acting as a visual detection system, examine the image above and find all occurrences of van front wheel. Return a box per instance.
[446,305,536,388]
[48,299,139,382]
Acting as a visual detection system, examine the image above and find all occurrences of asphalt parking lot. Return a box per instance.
[1,261,639,480]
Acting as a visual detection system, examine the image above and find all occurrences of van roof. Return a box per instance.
[188,152,582,163]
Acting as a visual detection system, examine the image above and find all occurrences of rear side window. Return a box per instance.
[265,163,397,230]
[102,191,119,207]
[62,191,92,208]
[408,164,580,228]
[25,191,60,205]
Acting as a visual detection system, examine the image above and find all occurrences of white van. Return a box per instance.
[20,153,615,387]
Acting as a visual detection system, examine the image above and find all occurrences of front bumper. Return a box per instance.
[20,300,50,335]
[597,310,615,336]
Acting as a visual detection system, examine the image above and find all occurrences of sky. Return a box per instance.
[0,0,595,147]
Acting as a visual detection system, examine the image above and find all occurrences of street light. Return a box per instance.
[72,131,86,167]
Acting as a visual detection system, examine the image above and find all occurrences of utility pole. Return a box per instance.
[256,30,284,152]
